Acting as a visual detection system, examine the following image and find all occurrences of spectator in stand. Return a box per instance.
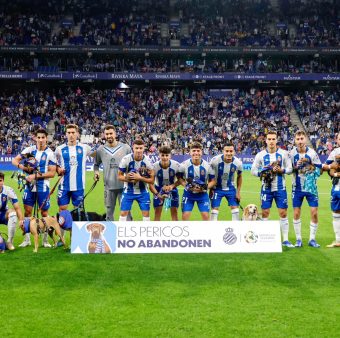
[0,87,337,157]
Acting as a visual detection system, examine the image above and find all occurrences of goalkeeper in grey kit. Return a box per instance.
[93,125,132,221]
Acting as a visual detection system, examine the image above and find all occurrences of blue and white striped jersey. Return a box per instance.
[0,186,19,212]
[55,143,92,191]
[326,147,340,164]
[251,148,292,192]
[119,154,154,194]
[326,147,340,190]
[178,159,214,192]
[210,155,243,190]
[290,147,322,192]
[153,160,180,188]
[21,146,56,192]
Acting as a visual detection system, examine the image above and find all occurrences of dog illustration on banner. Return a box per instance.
[86,222,111,253]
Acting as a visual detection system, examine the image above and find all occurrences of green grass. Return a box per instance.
[1,171,340,337]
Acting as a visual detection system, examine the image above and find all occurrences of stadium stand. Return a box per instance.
[291,90,340,154]
[0,0,338,47]
[0,87,338,157]
[1,55,338,73]
[0,0,338,157]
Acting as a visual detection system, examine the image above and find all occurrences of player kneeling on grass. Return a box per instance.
[177,142,216,221]
[118,139,155,222]
[49,209,74,248]
[209,141,243,221]
[149,146,181,221]
[0,172,24,250]
[56,209,73,240]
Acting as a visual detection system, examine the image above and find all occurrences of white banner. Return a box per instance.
[71,221,282,254]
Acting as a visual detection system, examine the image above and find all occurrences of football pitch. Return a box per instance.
[1,171,340,337]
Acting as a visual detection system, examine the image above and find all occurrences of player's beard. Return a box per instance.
[107,138,116,147]
[297,144,306,152]
[134,154,143,161]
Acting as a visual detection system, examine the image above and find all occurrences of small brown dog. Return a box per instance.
[21,216,66,253]
[242,204,260,221]
[86,222,111,254]
[297,158,316,175]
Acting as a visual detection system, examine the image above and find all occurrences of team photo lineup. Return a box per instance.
[1,0,340,336]
[0,122,339,252]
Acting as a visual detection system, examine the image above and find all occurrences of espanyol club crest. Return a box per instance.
[2,196,7,202]
[223,228,237,245]
[170,171,174,177]
[200,169,205,175]
[78,148,82,154]
[231,167,235,172]
[277,156,281,162]
[41,154,47,161]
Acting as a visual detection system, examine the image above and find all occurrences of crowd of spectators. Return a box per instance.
[70,14,167,46]
[1,55,338,74]
[0,0,339,48]
[1,86,338,158]
[174,0,340,48]
[0,14,54,46]
[0,0,82,46]
[292,90,339,155]
[279,0,340,48]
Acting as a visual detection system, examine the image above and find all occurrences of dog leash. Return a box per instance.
[71,180,99,221]
[83,180,98,201]
[0,232,8,239]
[33,198,39,218]
[39,176,62,212]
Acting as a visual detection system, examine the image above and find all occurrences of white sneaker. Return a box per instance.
[6,242,15,251]
[43,242,52,248]
[19,240,31,247]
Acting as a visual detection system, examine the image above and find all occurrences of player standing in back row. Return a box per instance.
[290,130,322,248]
[323,133,340,248]
[251,131,293,247]
[149,146,181,221]
[177,142,216,221]
[12,128,56,248]
[118,139,155,221]
[209,141,243,221]
[93,125,132,221]
[55,124,92,211]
